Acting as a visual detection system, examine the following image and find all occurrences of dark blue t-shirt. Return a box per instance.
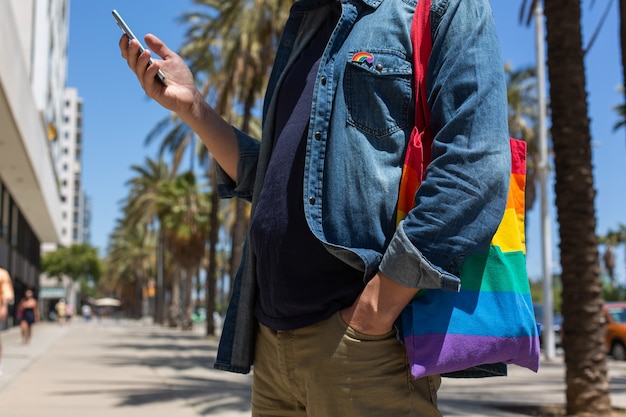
[249,4,363,330]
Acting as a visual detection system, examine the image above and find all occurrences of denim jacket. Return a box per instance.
[214,0,510,376]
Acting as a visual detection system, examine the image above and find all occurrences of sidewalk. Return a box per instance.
[1,320,626,416]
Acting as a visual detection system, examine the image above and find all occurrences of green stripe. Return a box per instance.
[459,247,529,293]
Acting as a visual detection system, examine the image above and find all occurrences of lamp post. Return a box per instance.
[535,1,556,360]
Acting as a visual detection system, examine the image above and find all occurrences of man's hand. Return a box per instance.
[119,34,197,116]
[0,304,7,321]
[118,33,240,181]
[341,272,418,336]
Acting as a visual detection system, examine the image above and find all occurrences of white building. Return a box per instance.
[0,0,71,325]
[57,87,86,247]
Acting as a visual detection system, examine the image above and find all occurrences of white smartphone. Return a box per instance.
[112,9,166,84]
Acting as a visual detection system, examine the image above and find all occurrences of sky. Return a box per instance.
[67,1,626,283]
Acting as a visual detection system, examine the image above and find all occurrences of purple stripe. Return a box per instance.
[404,333,540,379]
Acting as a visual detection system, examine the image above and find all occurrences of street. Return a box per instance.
[2,320,626,416]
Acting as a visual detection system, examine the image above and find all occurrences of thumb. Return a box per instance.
[144,33,172,60]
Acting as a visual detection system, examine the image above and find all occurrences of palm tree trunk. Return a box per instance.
[154,228,166,325]
[169,268,180,328]
[543,1,611,415]
[181,268,194,331]
[205,163,220,336]
[135,269,144,319]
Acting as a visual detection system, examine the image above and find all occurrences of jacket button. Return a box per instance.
[309,197,316,205]
[321,76,327,85]
[314,131,322,140]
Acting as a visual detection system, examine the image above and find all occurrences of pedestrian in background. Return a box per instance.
[17,289,39,345]
[55,299,66,325]
[81,304,92,322]
[0,268,15,375]
[65,303,74,324]
[119,0,509,415]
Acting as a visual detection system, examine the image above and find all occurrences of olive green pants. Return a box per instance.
[252,312,442,417]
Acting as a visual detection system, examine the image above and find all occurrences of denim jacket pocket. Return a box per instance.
[344,49,413,138]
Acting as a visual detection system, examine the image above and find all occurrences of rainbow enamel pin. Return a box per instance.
[352,51,374,64]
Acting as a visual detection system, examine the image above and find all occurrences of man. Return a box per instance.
[119,0,509,415]
[0,268,15,375]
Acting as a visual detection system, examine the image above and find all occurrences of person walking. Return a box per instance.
[17,289,39,345]
[0,268,14,375]
[81,304,92,322]
[119,0,510,415]
[55,299,66,325]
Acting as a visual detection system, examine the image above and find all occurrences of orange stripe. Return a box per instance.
[509,172,526,216]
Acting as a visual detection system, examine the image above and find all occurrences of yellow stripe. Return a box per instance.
[492,207,526,254]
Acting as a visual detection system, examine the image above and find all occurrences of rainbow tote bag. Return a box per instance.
[398,0,541,379]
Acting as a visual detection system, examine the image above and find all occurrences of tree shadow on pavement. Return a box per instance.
[51,376,252,416]
[90,326,252,415]
[117,375,252,415]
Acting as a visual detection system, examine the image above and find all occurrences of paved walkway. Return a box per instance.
[1,319,626,416]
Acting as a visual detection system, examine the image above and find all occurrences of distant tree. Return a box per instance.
[123,158,172,324]
[105,219,156,317]
[41,243,104,297]
[158,171,210,330]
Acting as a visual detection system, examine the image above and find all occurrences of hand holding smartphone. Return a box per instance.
[112,9,166,84]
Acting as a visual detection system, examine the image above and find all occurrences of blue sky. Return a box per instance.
[67,1,626,282]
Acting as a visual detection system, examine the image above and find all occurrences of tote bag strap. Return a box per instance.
[397,0,435,223]
[412,0,433,167]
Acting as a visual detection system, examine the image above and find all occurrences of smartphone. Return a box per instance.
[112,9,166,84]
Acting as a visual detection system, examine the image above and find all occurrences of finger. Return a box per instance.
[118,34,130,59]
[145,33,173,60]
[135,47,153,82]
[144,59,164,87]
[126,38,139,68]
[128,39,150,78]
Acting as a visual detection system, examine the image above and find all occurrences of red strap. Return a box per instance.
[411,0,433,166]
[396,0,435,222]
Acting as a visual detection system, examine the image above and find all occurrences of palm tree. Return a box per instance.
[105,219,156,317]
[124,158,173,325]
[140,0,290,334]
[158,171,211,330]
[521,0,612,414]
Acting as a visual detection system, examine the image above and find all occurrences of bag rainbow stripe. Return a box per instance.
[400,138,541,378]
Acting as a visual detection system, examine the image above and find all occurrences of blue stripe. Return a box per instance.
[401,290,538,338]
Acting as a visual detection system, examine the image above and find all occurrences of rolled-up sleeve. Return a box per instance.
[216,127,261,202]
[379,0,510,291]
